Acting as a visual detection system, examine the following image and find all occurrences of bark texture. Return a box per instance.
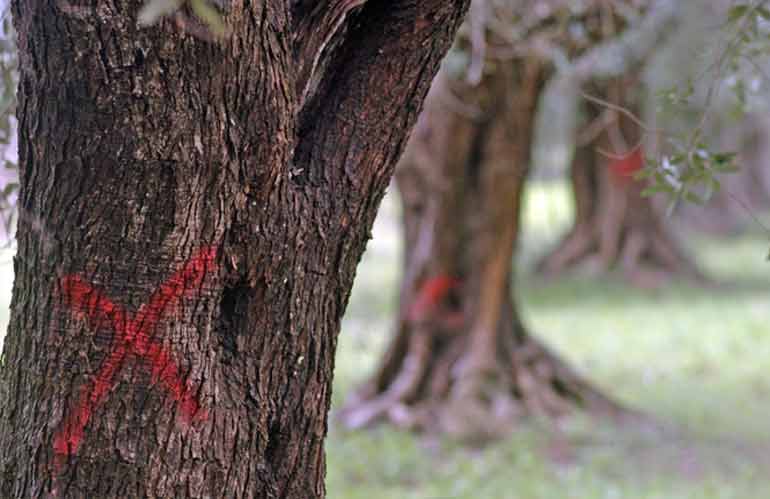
[0,1,469,498]
[539,81,704,287]
[340,60,621,440]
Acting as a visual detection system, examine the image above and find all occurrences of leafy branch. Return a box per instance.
[636,0,770,212]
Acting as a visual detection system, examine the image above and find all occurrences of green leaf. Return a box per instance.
[711,152,737,163]
[633,164,654,180]
[138,0,183,26]
[703,176,721,202]
[683,190,704,205]
[189,0,228,37]
[712,160,740,173]
[640,185,673,197]
[1,181,17,198]
[728,5,749,24]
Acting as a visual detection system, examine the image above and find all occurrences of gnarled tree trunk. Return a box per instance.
[340,60,621,441]
[0,1,469,497]
[538,81,704,287]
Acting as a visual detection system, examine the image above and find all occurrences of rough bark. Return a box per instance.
[0,1,469,498]
[340,60,622,441]
[538,81,704,287]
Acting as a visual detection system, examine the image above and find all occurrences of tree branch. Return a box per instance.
[559,0,680,84]
[532,0,679,172]
[292,0,470,200]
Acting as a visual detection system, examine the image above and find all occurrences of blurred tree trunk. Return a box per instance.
[0,1,468,497]
[340,62,621,439]
[538,79,704,287]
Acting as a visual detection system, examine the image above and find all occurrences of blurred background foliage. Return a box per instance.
[0,6,16,244]
[334,1,770,497]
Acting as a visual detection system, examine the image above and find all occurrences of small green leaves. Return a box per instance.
[657,81,694,109]
[1,182,17,198]
[647,0,770,228]
[639,145,739,214]
[726,2,770,25]
[727,4,749,25]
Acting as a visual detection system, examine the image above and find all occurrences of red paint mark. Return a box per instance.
[53,246,217,461]
[609,147,644,185]
[408,274,460,323]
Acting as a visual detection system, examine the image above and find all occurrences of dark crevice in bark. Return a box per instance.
[217,282,253,362]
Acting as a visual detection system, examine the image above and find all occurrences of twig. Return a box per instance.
[725,189,770,237]
[595,137,645,161]
[580,91,657,134]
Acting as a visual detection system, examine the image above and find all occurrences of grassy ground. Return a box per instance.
[329,181,770,499]
[0,182,767,498]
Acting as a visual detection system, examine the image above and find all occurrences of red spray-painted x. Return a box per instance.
[53,246,217,459]
[609,147,644,186]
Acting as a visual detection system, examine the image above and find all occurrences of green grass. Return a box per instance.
[0,182,767,498]
[329,181,770,499]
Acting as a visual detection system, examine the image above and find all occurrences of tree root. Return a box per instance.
[537,221,706,288]
[338,327,629,442]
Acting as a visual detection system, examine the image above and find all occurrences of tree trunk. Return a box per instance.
[0,1,469,497]
[340,61,621,441]
[538,81,704,287]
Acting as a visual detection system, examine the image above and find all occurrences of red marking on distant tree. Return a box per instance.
[609,147,644,185]
[408,274,460,323]
[52,246,217,461]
